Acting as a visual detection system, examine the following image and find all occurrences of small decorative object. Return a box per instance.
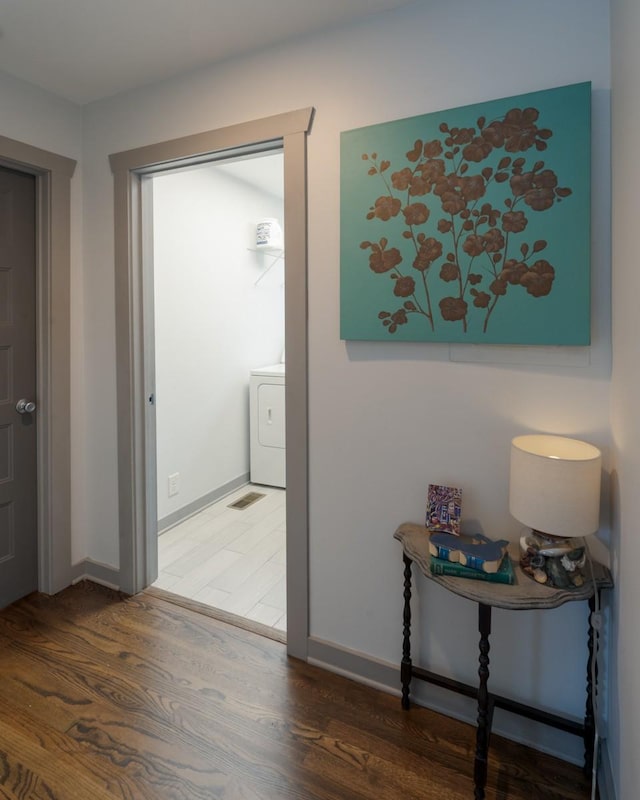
[256,217,283,249]
[428,531,509,574]
[426,484,462,534]
[519,531,586,588]
[509,433,601,589]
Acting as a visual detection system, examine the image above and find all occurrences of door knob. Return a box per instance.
[16,399,36,414]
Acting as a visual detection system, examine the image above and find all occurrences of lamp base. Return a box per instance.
[519,531,587,589]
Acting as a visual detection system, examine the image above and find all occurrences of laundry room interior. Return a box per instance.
[150,149,287,636]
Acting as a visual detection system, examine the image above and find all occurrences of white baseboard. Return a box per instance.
[71,558,121,590]
[158,473,249,533]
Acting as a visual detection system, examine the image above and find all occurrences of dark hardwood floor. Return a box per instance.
[0,582,589,799]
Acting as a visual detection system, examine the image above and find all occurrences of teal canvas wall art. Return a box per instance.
[340,83,591,344]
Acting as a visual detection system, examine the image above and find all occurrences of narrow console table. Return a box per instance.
[394,522,613,800]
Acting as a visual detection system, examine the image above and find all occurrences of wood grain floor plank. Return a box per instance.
[2,589,550,791]
[0,583,590,800]
[4,585,583,796]
[0,640,301,799]
[0,602,353,799]
[0,714,119,800]
[0,695,150,800]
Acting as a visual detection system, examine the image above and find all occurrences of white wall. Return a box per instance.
[81,0,611,763]
[0,70,87,564]
[610,1,640,797]
[0,70,82,157]
[153,161,284,522]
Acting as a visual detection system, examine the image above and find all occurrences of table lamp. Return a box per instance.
[509,434,601,588]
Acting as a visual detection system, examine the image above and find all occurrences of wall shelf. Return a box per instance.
[249,247,284,286]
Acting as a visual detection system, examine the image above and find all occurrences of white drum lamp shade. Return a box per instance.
[509,434,601,539]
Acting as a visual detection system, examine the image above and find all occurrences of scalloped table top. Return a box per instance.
[394,522,613,610]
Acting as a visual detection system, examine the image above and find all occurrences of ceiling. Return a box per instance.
[0,0,416,105]
[216,152,284,199]
[158,150,285,199]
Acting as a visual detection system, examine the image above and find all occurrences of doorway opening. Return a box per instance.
[149,151,287,639]
[109,108,312,660]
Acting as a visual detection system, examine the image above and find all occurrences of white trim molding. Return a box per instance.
[109,108,313,661]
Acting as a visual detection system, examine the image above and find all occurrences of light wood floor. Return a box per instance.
[154,485,286,633]
[0,582,591,799]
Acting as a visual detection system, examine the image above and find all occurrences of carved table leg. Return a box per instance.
[401,554,413,710]
[474,603,492,800]
[584,592,599,776]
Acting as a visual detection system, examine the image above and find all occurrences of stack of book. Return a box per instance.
[427,531,516,585]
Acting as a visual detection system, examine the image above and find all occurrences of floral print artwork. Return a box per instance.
[340,83,591,344]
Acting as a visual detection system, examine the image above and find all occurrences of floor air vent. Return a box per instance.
[228,491,266,510]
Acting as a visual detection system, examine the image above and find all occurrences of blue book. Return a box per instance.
[428,531,510,573]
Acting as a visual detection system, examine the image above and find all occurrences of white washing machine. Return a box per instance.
[249,363,285,488]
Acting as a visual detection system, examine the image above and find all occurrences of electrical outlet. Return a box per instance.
[168,472,180,497]
[591,610,603,631]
